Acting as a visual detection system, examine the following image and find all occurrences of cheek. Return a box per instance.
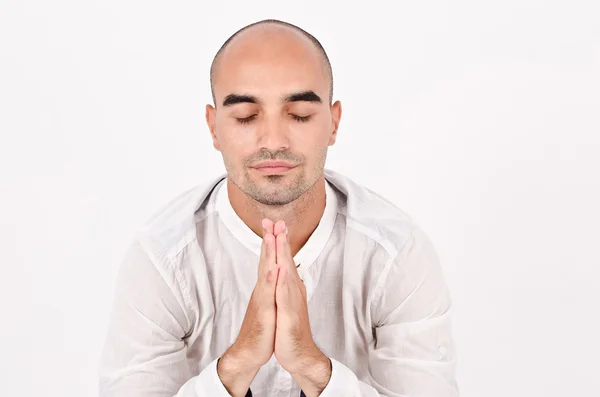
[295,121,332,149]
[217,125,256,153]
[218,141,251,172]
[223,143,254,165]
[295,139,330,169]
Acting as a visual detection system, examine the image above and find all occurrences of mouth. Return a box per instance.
[251,161,298,175]
[252,165,297,175]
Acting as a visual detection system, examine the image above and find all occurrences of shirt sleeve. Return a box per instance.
[98,235,235,397]
[318,225,460,397]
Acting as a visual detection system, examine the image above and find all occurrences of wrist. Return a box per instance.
[217,347,262,397]
[291,349,332,397]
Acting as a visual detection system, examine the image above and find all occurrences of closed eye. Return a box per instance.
[235,114,313,124]
[235,115,257,124]
[290,114,312,123]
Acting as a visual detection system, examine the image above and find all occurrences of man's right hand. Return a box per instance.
[217,218,279,396]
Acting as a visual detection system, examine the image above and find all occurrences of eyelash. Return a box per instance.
[235,114,312,124]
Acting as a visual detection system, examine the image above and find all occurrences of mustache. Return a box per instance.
[246,150,302,164]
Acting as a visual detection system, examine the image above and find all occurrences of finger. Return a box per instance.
[265,233,277,277]
[266,236,280,284]
[283,230,294,272]
[276,232,288,270]
[274,220,286,236]
[262,218,274,266]
[260,219,276,283]
[263,235,280,286]
[277,231,296,276]
[262,218,274,236]
[275,258,288,305]
[275,221,292,267]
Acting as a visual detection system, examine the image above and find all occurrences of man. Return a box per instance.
[99,19,459,397]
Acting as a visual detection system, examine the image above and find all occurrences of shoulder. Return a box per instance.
[134,173,226,261]
[324,168,418,259]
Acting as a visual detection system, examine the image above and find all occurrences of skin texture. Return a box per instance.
[208,22,341,397]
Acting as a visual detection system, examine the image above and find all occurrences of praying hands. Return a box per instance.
[217,219,332,397]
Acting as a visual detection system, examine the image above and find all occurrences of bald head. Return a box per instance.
[210,19,333,106]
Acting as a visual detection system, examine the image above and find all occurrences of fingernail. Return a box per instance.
[285,227,288,235]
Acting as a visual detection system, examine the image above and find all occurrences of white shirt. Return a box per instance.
[99,168,459,397]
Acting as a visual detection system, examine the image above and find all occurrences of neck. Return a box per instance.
[227,176,326,258]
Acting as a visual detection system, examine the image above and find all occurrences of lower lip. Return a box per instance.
[253,166,295,175]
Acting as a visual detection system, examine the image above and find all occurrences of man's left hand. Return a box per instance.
[272,220,332,396]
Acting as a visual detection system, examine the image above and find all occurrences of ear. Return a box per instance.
[328,100,342,146]
[205,104,221,151]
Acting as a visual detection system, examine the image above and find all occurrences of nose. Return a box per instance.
[257,113,290,152]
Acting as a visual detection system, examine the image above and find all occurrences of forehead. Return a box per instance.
[213,26,329,101]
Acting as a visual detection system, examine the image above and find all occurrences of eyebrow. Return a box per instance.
[284,90,322,104]
[221,90,322,107]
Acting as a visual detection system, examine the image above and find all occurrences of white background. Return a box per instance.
[1,1,599,396]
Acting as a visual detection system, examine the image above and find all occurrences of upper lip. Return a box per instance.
[252,161,296,168]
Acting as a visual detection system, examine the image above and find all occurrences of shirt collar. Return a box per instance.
[215,177,338,270]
